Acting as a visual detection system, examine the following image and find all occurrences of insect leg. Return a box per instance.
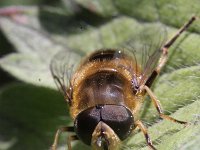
[145,16,197,87]
[67,135,79,150]
[144,85,187,124]
[51,126,74,150]
[135,120,156,150]
[157,16,197,72]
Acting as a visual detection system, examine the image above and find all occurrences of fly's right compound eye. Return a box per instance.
[74,107,101,145]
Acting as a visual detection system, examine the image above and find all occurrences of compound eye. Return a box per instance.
[74,107,101,145]
[101,105,134,140]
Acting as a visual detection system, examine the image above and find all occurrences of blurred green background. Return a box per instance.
[0,0,58,6]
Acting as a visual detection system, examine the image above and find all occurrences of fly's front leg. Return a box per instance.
[135,120,156,150]
[51,126,74,150]
[144,85,187,125]
[157,16,197,73]
[67,135,79,150]
[145,16,197,87]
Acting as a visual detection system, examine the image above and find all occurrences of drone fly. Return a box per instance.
[50,16,197,150]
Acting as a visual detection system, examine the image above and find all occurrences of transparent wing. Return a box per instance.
[121,24,167,86]
[50,49,82,97]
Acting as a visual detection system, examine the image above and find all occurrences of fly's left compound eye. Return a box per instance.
[100,105,134,140]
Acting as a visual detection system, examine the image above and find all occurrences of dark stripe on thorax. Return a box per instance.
[88,49,124,62]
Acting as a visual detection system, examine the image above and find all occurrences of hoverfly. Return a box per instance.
[50,16,197,150]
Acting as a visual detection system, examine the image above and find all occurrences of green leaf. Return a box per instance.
[126,97,200,150]
[0,53,55,88]
[0,2,200,150]
[0,83,70,150]
[74,0,118,17]
[140,66,200,121]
